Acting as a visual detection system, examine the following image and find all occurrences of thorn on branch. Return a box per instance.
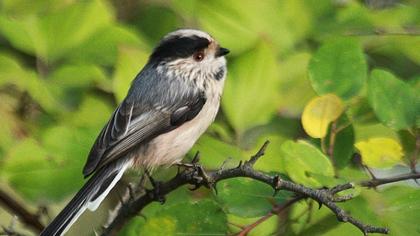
[236,160,243,168]
[247,140,270,166]
[191,151,200,164]
[317,201,323,209]
[330,183,354,194]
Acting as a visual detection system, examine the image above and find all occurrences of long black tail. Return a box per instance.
[40,160,130,236]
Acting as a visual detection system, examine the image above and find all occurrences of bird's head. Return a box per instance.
[149,29,229,84]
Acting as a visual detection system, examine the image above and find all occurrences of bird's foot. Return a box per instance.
[175,152,217,193]
[175,151,201,172]
[189,164,217,193]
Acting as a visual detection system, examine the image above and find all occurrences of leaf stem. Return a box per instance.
[328,121,338,176]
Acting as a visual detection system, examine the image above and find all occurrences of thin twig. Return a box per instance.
[0,189,44,233]
[345,27,420,36]
[328,121,338,176]
[410,133,419,172]
[360,172,420,188]
[236,196,305,236]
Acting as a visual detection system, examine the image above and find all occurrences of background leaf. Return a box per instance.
[222,41,280,134]
[368,69,418,131]
[130,200,228,235]
[0,0,113,62]
[112,46,149,102]
[308,38,367,100]
[217,178,291,218]
[280,140,334,187]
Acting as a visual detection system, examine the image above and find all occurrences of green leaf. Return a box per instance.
[331,122,355,169]
[0,53,25,86]
[122,217,176,236]
[196,0,259,54]
[253,135,287,173]
[0,0,65,15]
[369,186,420,235]
[112,46,149,102]
[127,200,227,235]
[280,140,334,187]
[222,41,280,133]
[67,95,113,130]
[67,24,146,66]
[398,37,420,65]
[49,64,108,88]
[346,97,378,124]
[0,0,113,62]
[20,72,58,112]
[217,178,291,218]
[191,135,242,169]
[0,95,19,155]
[368,69,418,130]
[308,38,367,99]
[398,130,417,163]
[47,64,109,108]
[2,136,85,201]
[278,52,316,117]
[196,0,311,54]
[171,0,197,19]
[134,6,181,44]
[0,53,58,112]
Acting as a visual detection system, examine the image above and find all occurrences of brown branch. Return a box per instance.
[0,189,44,234]
[101,141,388,236]
[327,121,337,162]
[409,133,420,172]
[360,172,420,188]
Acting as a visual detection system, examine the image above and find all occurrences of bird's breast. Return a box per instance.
[134,92,222,170]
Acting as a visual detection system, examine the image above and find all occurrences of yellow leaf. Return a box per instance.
[355,138,404,168]
[302,94,344,138]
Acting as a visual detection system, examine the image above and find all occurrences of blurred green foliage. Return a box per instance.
[0,0,419,235]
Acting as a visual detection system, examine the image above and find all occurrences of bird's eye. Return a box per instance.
[193,51,205,62]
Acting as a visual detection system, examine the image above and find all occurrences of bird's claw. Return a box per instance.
[182,162,218,194]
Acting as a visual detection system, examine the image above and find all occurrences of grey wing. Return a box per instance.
[82,91,206,177]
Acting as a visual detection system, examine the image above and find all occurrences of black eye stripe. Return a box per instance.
[150,36,210,62]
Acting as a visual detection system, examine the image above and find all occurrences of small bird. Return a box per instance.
[40,29,229,236]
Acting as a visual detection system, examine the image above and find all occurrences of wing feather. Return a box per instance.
[83,80,206,177]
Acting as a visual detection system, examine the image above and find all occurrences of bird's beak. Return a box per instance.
[216,47,230,57]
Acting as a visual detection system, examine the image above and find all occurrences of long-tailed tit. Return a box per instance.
[40,29,229,236]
